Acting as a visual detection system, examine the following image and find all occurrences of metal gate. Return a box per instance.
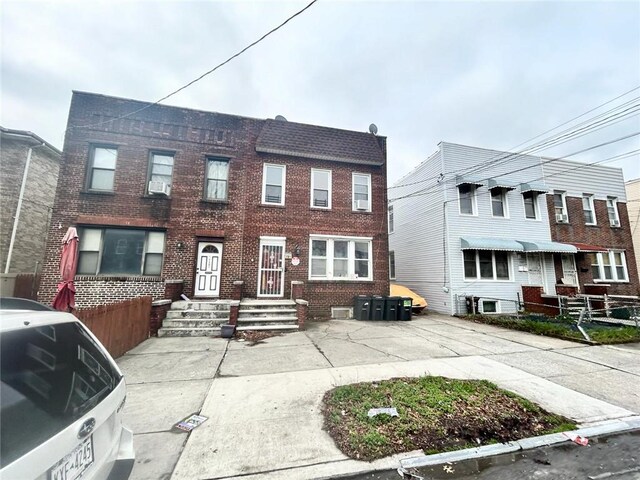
[257,238,285,297]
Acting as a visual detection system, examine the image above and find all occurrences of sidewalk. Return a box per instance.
[116,315,640,480]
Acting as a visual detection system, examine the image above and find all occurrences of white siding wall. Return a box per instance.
[542,158,627,201]
[441,143,557,314]
[389,149,451,312]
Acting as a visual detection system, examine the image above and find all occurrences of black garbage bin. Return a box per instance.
[353,295,371,321]
[399,297,413,321]
[370,296,385,321]
[465,296,480,314]
[384,296,401,321]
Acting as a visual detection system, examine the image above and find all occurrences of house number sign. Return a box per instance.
[291,257,300,266]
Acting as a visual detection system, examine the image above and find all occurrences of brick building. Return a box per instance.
[1,128,61,291]
[39,92,389,318]
[543,158,639,297]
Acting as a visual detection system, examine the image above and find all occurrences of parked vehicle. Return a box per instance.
[0,300,134,480]
[390,284,428,313]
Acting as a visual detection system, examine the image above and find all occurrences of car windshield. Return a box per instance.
[0,321,122,467]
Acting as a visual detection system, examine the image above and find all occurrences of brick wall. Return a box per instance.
[0,137,60,274]
[521,285,560,316]
[39,92,389,317]
[547,195,640,296]
[73,276,165,308]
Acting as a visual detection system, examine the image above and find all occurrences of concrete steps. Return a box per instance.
[158,327,221,337]
[158,299,231,337]
[237,299,299,332]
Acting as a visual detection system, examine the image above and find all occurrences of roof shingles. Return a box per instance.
[256,119,385,166]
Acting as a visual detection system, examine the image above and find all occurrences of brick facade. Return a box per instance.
[39,92,389,318]
[0,129,61,275]
[546,195,640,296]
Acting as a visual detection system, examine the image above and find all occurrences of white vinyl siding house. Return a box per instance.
[389,142,567,315]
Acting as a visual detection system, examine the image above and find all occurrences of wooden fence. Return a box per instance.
[13,273,41,300]
[75,296,152,358]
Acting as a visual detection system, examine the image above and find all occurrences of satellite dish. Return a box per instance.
[369,123,378,135]
[275,115,288,121]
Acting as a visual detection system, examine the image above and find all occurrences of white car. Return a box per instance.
[0,299,134,480]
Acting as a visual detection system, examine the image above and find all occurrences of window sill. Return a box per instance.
[200,199,229,206]
[308,279,374,283]
[463,278,513,283]
[141,194,171,200]
[310,207,332,211]
[260,203,286,209]
[593,279,628,284]
[585,224,599,227]
[80,190,115,196]
[351,210,373,214]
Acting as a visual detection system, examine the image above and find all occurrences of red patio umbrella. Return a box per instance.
[52,227,79,312]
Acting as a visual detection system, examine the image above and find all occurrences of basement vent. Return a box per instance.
[331,307,353,320]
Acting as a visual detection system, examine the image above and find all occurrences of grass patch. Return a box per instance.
[322,376,575,461]
[465,315,640,344]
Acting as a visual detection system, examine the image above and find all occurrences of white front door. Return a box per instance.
[561,253,579,288]
[527,252,546,293]
[257,238,285,297]
[194,242,223,297]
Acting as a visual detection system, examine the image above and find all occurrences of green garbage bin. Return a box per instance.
[384,296,401,321]
[353,296,371,321]
[370,296,385,321]
[399,297,413,321]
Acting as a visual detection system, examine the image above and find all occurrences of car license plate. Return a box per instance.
[48,436,94,480]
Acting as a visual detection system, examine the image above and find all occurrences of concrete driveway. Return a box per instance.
[116,314,640,480]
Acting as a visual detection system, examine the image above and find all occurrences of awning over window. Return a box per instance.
[460,237,524,252]
[455,175,485,187]
[520,183,548,194]
[567,242,608,253]
[487,178,517,191]
[518,241,577,253]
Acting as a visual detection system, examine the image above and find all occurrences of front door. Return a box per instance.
[527,252,546,293]
[194,242,223,297]
[561,253,579,288]
[258,238,285,297]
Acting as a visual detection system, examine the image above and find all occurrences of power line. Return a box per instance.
[389,86,640,191]
[67,0,319,132]
[390,134,640,204]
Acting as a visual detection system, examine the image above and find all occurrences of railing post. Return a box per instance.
[232,281,244,301]
[229,300,240,326]
[295,299,308,330]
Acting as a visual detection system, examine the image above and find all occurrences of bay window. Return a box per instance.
[309,236,372,280]
[463,250,511,281]
[77,227,165,276]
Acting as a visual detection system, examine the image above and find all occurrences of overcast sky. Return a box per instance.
[2,0,639,186]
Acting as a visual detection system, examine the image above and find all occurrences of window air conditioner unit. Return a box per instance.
[556,213,568,223]
[148,181,169,195]
[610,219,620,227]
[356,199,369,211]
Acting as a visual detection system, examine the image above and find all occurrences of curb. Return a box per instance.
[400,415,640,470]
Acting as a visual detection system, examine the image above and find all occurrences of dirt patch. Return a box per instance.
[322,376,575,461]
[235,331,282,345]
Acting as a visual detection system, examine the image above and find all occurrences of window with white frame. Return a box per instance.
[606,197,620,227]
[352,173,371,211]
[77,228,165,276]
[309,236,372,280]
[582,194,596,225]
[389,251,396,279]
[463,250,510,281]
[148,152,174,195]
[458,184,476,215]
[87,146,117,191]
[553,191,568,223]
[262,164,286,205]
[522,192,538,219]
[311,169,331,208]
[490,188,507,217]
[481,300,499,313]
[205,157,229,201]
[589,250,628,282]
[388,204,394,233]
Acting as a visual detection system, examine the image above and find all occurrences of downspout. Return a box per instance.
[5,144,39,273]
